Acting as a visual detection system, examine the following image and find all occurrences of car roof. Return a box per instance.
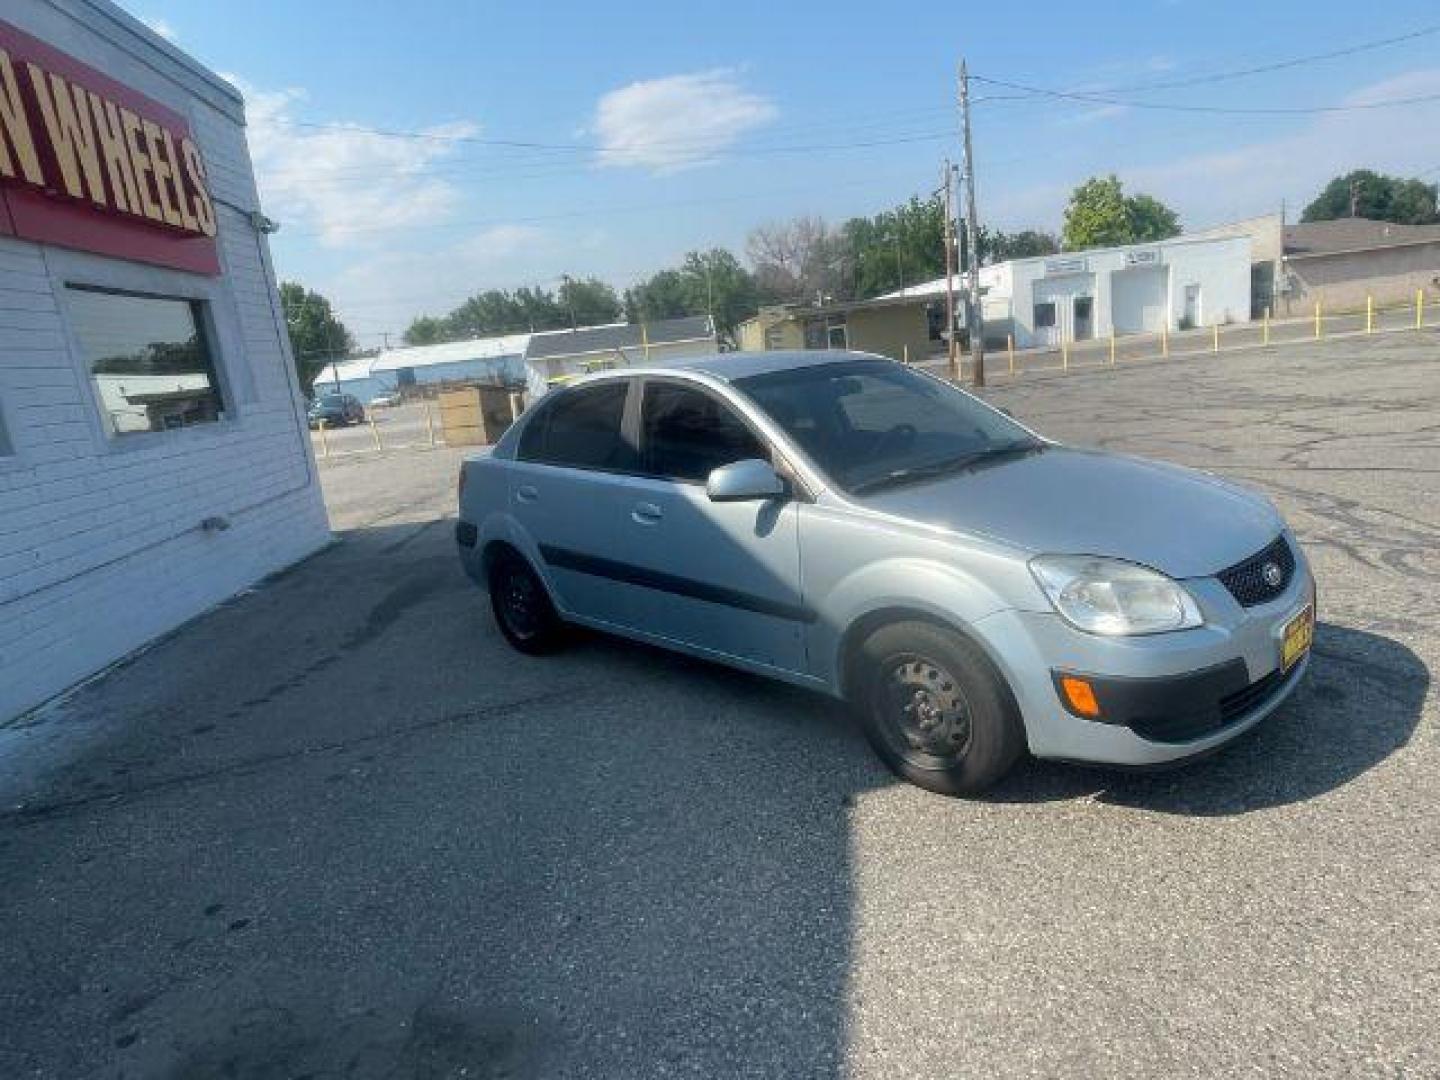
[575,349,885,385]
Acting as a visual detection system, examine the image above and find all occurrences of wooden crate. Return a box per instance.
[437,386,520,446]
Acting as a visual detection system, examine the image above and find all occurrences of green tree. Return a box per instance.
[978,227,1060,264]
[624,249,758,343]
[625,269,692,324]
[402,315,448,346]
[681,249,757,339]
[1062,175,1180,250]
[1301,169,1439,225]
[839,196,947,299]
[279,282,352,390]
[403,279,623,345]
[1126,193,1181,242]
[557,276,622,328]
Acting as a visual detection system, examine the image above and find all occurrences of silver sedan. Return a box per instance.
[456,351,1314,795]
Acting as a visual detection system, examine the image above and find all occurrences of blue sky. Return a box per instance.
[128,1,1440,345]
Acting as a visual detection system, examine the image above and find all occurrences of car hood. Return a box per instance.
[857,445,1282,579]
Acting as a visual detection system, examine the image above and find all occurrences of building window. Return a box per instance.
[0,401,12,456]
[66,285,224,437]
[1033,301,1057,329]
[763,324,785,350]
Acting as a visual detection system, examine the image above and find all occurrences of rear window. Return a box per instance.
[518,382,634,471]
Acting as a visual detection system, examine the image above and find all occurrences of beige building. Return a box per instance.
[738,297,934,363]
[1279,219,1440,314]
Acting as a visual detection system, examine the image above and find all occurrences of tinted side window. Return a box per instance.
[641,383,767,482]
[518,382,633,471]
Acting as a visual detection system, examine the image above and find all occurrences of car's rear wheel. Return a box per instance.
[853,621,1024,796]
[488,550,565,654]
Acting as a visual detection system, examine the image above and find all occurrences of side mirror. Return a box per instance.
[706,459,786,503]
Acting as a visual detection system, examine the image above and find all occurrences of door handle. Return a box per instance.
[515,484,539,504]
[631,501,662,525]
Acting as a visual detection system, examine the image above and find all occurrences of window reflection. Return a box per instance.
[68,286,224,437]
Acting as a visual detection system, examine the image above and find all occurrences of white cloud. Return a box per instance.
[326,224,558,334]
[228,76,478,247]
[593,69,777,173]
[985,68,1440,232]
[139,15,178,42]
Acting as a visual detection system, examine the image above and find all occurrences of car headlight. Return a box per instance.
[1029,555,1203,636]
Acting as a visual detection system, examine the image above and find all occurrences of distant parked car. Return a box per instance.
[455,351,1314,797]
[308,392,365,428]
[369,391,402,408]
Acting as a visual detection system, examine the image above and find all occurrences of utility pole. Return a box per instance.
[942,158,958,379]
[958,60,985,387]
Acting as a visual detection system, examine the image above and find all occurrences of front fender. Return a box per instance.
[811,555,1024,691]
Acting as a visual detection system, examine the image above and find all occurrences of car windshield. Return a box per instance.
[735,359,1040,496]
[316,394,345,407]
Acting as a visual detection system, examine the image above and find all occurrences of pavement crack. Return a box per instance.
[0,687,584,830]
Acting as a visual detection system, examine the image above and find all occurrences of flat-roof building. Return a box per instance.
[1,1,330,720]
[882,233,1253,350]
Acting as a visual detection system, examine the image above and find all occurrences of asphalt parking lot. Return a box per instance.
[2,331,1437,1078]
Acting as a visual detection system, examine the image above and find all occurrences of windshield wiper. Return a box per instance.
[849,440,1042,496]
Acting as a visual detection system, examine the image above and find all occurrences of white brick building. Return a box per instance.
[0,0,330,721]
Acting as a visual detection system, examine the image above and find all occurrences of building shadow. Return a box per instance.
[0,517,886,1079]
[982,622,1426,815]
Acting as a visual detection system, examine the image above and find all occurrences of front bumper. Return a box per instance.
[972,558,1316,767]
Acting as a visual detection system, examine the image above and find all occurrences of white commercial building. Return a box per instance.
[0,1,330,721]
[316,334,530,404]
[884,234,1253,350]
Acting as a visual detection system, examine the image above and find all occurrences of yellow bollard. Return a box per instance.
[425,403,437,447]
[1366,295,1374,334]
[1263,306,1271,346]
[1314,301,1322,340]
[1007,334,1015,376]
[1161,325,1169,359]
[369,413,382,451]
[1212,323,1219,354]
[317,419,329,459]
[1419,289,1426,330]
[1109,332,1117,366]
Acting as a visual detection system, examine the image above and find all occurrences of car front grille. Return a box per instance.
[1128,661,1303,744]
[1216,534,1295,607]
[1217,661,1301,725]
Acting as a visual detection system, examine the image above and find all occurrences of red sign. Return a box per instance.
[0,18,220,275]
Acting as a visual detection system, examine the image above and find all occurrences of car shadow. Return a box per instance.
[981,622,1427,815]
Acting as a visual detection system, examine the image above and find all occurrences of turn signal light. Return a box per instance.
[1059,675,1101,718]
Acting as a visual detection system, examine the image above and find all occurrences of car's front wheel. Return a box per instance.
[487,549,566,654]
[853,621,1024,796]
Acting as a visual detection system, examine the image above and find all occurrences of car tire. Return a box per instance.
[488,550,566,654]
[853,620,1024,796]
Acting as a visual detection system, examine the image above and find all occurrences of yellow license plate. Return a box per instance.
[1280,605,1314,671]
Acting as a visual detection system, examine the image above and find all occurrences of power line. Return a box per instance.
[969,74,1440,115]
[1087,23,1440,95]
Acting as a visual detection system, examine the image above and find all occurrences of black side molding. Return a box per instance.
[539,544,816,624]
[455,521,478,548]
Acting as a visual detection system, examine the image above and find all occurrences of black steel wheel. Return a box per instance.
[488,550,565,654]
[854,621,1024,796]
